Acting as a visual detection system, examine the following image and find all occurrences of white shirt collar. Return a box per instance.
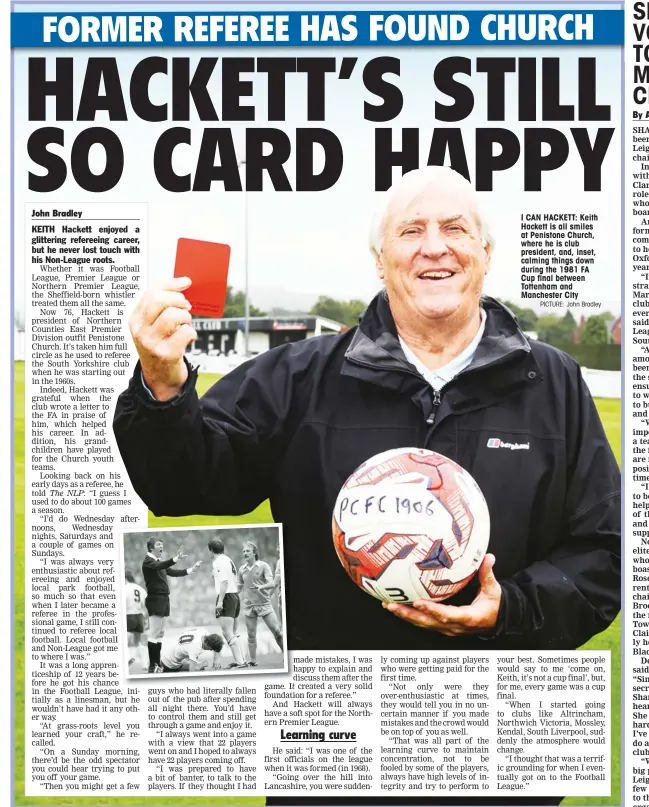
[398,308,486,391]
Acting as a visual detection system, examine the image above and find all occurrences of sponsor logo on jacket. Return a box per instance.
[487,438,530,450]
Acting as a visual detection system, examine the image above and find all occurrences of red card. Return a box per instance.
[173,238,231,318]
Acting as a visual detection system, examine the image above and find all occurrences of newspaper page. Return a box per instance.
[11,2,624,806]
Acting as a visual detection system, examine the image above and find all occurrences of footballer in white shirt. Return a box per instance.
[124,571,148,670]
[209,537,247,667]
[160,627,224,673]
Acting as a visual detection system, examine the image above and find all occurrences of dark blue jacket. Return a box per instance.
[114,294,620,651]
[142,554,188,598]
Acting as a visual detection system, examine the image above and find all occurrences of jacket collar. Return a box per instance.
[340,292,423,394]
[341,292,541,412]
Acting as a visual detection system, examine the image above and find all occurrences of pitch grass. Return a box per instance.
[14,363,621,805]
[13,364,261,806]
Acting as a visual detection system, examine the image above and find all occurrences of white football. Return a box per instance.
[332,447,490,603]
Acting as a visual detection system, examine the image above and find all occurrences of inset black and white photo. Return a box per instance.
[120,524,286,678]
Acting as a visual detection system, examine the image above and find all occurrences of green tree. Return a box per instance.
[311,296,346,323]
[223,286,266,318]
[269,306,301,316]
[536,311,576,346]
[310,297,367,327]
[581,314,609,345]
[500,300,538,331]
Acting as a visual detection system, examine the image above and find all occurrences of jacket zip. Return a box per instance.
[346,353,450,429]
[426,388,442,425]
[346,345,533,435]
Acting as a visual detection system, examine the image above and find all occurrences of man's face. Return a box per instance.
[154,541,164,558]
[242,546,254,564]
[377,182,491,327]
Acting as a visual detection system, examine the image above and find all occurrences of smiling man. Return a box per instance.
[116,166,620,659]
[374,168,490,369]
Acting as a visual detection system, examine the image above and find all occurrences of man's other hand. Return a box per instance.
[176,545,187,560]
[382,554,501,636]
[129,278,197,401]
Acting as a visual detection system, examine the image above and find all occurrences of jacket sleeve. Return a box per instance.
[143,556,177,571]
[166,567,189,577]
[494,366,621,650]
[113,350,299,517]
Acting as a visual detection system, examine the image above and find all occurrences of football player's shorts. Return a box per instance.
[243,601,274,618]
[145,595,170,618]
[218,592,240,619]
[126,614,145,633]
[161,662,182,673]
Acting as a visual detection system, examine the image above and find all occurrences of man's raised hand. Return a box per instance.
[129,278,197,401]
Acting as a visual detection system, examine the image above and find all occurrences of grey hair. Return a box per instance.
[369,166,494,257]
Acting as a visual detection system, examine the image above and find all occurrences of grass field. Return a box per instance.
[127,624,284,678]
[13,363,260,807]
[14,363,621,805]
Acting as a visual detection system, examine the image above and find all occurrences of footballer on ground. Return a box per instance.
[120,524,287,678]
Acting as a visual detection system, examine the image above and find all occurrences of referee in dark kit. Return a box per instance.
[142,536,201,673]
